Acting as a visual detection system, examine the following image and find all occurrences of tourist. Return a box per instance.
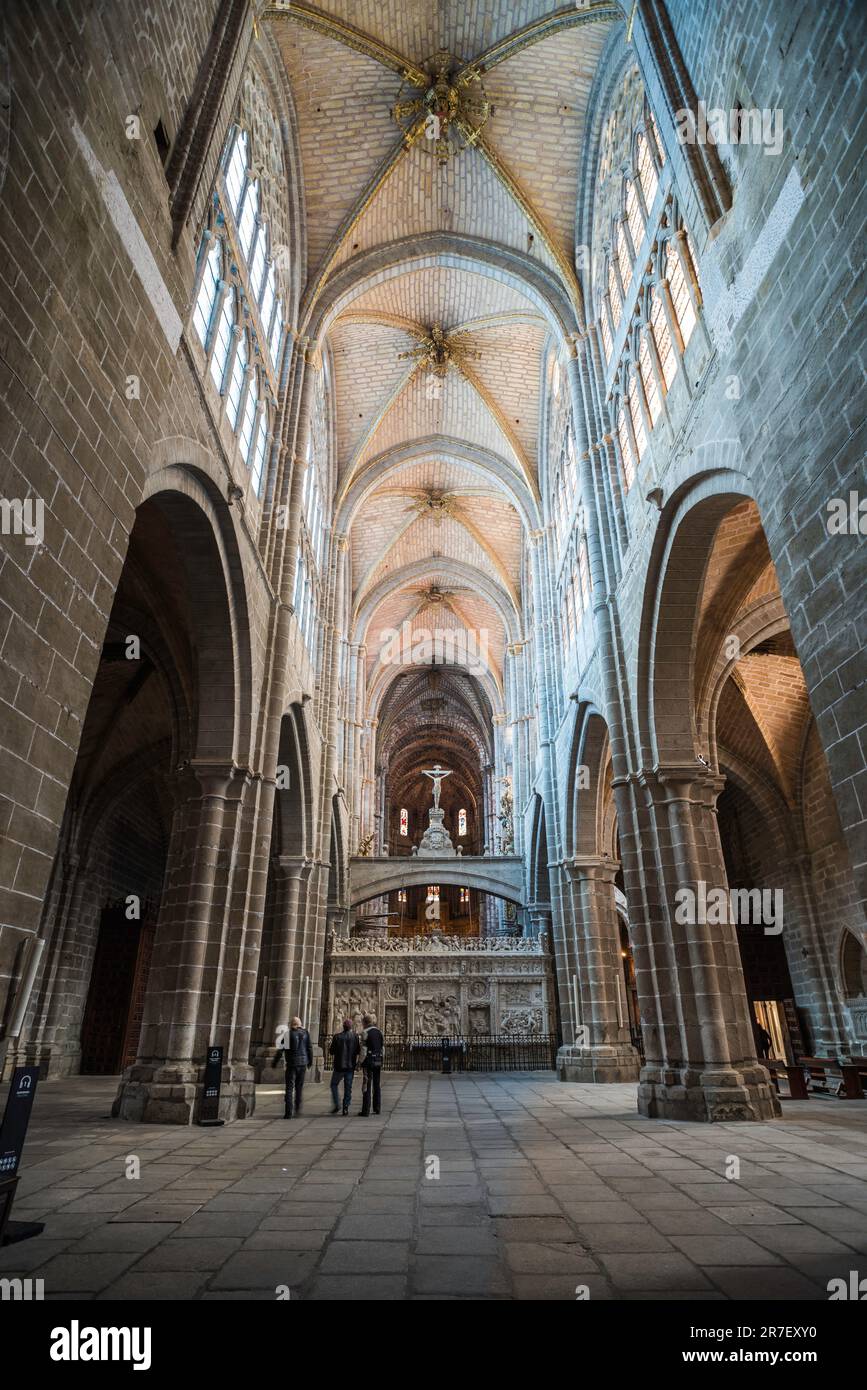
[329,1017,360,1114]
[274,1015,313,1118]
[359,1013,385,1116]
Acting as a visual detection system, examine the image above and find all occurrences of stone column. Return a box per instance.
[633,766,780,1121]
[113,760,258,1124]
[556,856,640,1083]
[254,853,311,1079]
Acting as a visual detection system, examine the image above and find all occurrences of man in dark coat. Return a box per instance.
[329,1017,360,1114]
[274,1015,313,1118]
[359,1013,384,1117]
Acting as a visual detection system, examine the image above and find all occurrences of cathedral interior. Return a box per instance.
[0,0,865,1313]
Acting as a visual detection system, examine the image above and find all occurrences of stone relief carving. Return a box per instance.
[469,980,488,998]
[384,1006,407,1039]
[386,980,407,999]
[468,1005,491,1035]
[500,1008,543,1034]
[415,992,460,1034]
[332,986,378,1031]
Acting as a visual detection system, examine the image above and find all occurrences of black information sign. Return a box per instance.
[198,1044,225,1126]
[0,1066,44,1245]
[0,1067,39,1177]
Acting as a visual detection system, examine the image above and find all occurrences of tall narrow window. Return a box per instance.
[399,808,408,836]
[250,227,268,301]
[636,130,658,209]
[639,333,661,425]
[269,298,284,369]
[226,326,247,427]
[209,287,234,392]
[398,889,407,904]
[666,242,696,345]
[577,535,591,611]
[193,238,221,347]
[251,411,268,496]
[608,261,621,329]
[224,127,248,217]
[237,179,259,260]
[625,180,644,253]
[616,403,636,491]
[458,808,467,837]
[260,263,276,340]
[616,222,632,291]
[628,370,648,462]
[600,310,613,362]
[650,288,676,389]
[240,365,258,460]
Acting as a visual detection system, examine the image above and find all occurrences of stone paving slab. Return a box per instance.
[1,1074,865,1300]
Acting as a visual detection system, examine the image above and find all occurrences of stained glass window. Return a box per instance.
[399,808,408,836]
[458,808,467,837]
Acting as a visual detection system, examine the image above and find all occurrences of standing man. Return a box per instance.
[359,1013,385,1117]
[329,1017,360,1115]
[274,1015,313,1118]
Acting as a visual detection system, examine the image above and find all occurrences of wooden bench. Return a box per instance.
[799,1056,865,1099]
[765,1059,809,1099]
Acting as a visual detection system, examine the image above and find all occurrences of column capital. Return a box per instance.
[562,854,619,884]
[638,763,726,807]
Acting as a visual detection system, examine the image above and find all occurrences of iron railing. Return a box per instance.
[362,1033,560,1072]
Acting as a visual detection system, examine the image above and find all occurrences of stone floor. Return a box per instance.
[2,1073,867,1300]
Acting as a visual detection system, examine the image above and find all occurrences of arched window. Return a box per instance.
[209,287,235,392]
[459,888,470,907]
[399,808,408,836]
[650,288,676,389]
[398,889,407,904]
[666,241,696,345]
[636,130,658,209]
[458,808,467,837]
[193,238,222,347]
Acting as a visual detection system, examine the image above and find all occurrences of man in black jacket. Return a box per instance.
[329,1018,360,1115]
[359,1013,384,1117]
[274,1015,313,1118]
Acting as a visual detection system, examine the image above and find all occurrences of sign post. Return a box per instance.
[0,1066,44,1245]
[198,1045,225,1127]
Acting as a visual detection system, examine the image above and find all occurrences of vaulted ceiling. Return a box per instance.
[266,0,622,710]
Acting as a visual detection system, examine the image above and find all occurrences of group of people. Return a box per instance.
[274,1013,384,1119]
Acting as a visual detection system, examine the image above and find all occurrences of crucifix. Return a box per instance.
[421,763,452,811]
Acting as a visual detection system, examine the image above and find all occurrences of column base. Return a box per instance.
[638,1063,781,1122]
[557,1042,641,1084]
[111,1063,257,1124]
[1,1041,82,1080]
